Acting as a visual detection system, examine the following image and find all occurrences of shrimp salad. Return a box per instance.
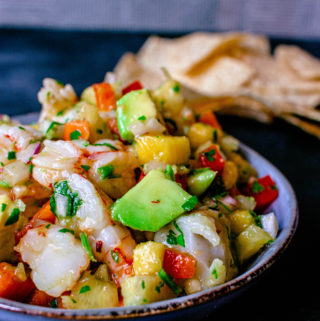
[0,76,279,309]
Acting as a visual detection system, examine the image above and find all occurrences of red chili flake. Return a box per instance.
[151,200,160,204]
[96,240,103,253]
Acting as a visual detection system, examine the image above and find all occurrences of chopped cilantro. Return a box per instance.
[7,151,16,160]
[81,165,91,171]
[45,223,51,229]
[111,249,120,263]
[270,184,278,190]
[5,208,20,226]
[138,115,146,121]
[49,298,58,308]
[0,162,4,167]
[172,84,180,93]
[251,181,265,193]
[79,285,91,294]
[56,109,66,116]
[70,129,81,140]
[18,126,25,131]
[93,143,118,151]
[141,280,145,289]
[212,268,218,279]
[182,195,198,211]
[155,281,164,293]
[164,165,175,181]
[55,79,64,86]
[166,221,185,247]
[265,239,274,247]
[50,181,82,217]
[59,228,75,235]
[29,163,34,174]
[218,212,223,218]
[250,211,262,228]
[1,203,7,212]
[71,298,77,304]
[96,129,103,134]
[158,269,181,295]
[213,129,218,143]
[46,121,61,134]
[214,197,232,214]
[98,164,121,179]
[0,180,11,188]
[143,298,148,303]
[80,232,97,262]
[203,149,215,162]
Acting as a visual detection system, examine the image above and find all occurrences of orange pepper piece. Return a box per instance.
[93,82,116,111]
[64,120,90,141]
[199,110,222,130]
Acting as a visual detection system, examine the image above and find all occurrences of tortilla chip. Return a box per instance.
[281,114,320,139]
[275,45,320,80]
[113,52,164,90]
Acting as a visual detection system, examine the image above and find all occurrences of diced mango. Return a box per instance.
[80,86,97,106]
[121,275,176,306]
[136,135,190,164]
[222,161,238,190]
[133,241,166,276]
[188,122,221,148]
[236,224,273,264]
[229,210,254,235]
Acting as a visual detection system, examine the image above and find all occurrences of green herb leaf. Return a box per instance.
[215,198,232,214]
[5,208,20,226]
[212,268,218,279]
[79,285,91,294]
[59,228,75,235]
[0,162,4,167]
[56,108,66,116]
[81,165,91,171]
[55,79,64,86]
[172,84,180,93]
[49,298,58,308]
[111,249,119,263]
[45,223,51,229]
[1,203,7,212]
[138,115,146,121]
[141,280,145,289]
[29,163,34,174]
[96,129,103,134]
[182,195,198,211]
[92,143,118,151]
[97,164,121,179]
[251,181,265,193]
[70,130,81,140]
[46,121,62,134]
[0,180,11,188]
[158,268,181,295]
[7,151,16,160]
[213,129,218,143]
[203,149,215,162]
[18,126,25,131]
[250,211,263,228]
[80,232,97,262]
[164,165,175,181]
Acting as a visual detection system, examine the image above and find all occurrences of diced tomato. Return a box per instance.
[27,289,53,307]
[175,173,187,190]
[198,144,225,175]
[64,120,90,141]
[138,171,146,182]
[93,82,116,111]
[122,81,143,96]
[0,262,35,301]
[15,201,55,244]
[243,175,278,211]
[199,111,222,130]
[163,249,196,279]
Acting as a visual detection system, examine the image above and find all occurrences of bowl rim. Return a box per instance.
[0,130,299,320]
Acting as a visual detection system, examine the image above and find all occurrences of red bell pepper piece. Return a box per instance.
[122,80,143,96]
[243,175,278,211]
[93,82,116,111]
[198,144,225,175]
[163,249,196,279]
[175,173,187,190]
[199,111,222,130]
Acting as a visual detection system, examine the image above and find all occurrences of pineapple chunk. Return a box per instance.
[121,275,176,306]
[80,86,96,106]
[136,135,190,164]
[133,241,166,275]
[229,210,254,235]
[61,265,118,309]
[222,161,238,190]
[188,122,221,148]
[236,224,273,264]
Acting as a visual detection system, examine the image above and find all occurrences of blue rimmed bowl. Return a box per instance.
[0,113,298,321]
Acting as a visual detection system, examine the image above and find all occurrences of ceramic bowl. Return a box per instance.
[0,113,298,321]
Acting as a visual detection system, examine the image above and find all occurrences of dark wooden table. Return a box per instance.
[0,29,319,321]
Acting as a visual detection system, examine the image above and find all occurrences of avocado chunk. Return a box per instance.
[111,169,195,232]
[116,89,158,142]
[187,169,216,196]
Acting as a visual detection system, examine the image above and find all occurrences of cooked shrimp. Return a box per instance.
[32,140,82,187]
[15,224,90,297]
